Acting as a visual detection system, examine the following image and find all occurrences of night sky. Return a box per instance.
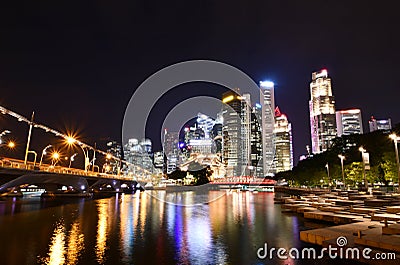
[1,1,400,164]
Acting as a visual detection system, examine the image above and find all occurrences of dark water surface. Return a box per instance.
[0,191,364,265]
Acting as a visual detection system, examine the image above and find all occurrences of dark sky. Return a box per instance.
[1,1,400,164]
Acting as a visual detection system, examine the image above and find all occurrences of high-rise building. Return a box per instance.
[123,138,154,174]
[336,109,363,136]
[106,141,122,174]
[369,116,392,133]
[163,130,180,174]
[250,104,263,177]
[309,69,337,154]
[260,81,275,176]
[222,90,252,177]
[273,107,293,173]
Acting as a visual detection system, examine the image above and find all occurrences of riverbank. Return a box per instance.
[276,190,400,264]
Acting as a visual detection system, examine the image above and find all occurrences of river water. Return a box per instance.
[0,190,361,265]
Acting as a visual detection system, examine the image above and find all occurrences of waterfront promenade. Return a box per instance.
[276,188,400,263]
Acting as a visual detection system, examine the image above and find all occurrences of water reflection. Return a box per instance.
[1,190,340,265]
[66,221,85,265]
[96,199,110,264]
[45,222,66,265]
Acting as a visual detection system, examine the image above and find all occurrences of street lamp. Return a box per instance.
[0,130,11,139]
[325,163,331,190]
[389,133,400,192]
[65,136,90,172]
[338,154,346,190]
[51,151,60,166]
[0,141,15,149]
[39,144,52,166]
[69,153,78,168]
[359,147,368,190]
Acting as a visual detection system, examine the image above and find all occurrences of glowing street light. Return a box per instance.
[65,136,90,172]
[7,141,15,148]
[338,154,346,190]
[359,147,368,190]
[389,133,400,192]
[69,153,78,168]
[39,144,52,166]
[51,151,61,166]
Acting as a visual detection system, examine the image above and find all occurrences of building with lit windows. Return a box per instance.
[260,81,275,176]
[273,107,293,173]
[250,104,263,177]
[336,109,363,136]
[106,141,121,174]
[309,69,337,154]
[123,138,154,174]
[222,90,252,177]
[368,116,392,133]
[163,130,179,174]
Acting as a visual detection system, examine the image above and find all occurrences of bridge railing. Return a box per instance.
[0,157,151,182]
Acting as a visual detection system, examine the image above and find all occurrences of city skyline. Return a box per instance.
[1,2,400,165]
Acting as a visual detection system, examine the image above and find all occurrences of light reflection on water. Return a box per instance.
[0,191,356,265]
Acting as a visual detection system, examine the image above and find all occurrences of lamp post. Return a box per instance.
[0,130,11,139]
[389,133,400,192]
[65,136,90,172]
[39,145,52,166]
[338,154,345,190]
[359,147,368,190]
[325,163,331,191]
[51,152,60,166]
[24,112,35,165]
[69,153,78,168]
[27,150,37,167]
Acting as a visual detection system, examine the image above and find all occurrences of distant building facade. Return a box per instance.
[106,141,122,174]
[369,116,392,133]
[260,81,275,176]
[222,90,252,177]
[336,109,363,136]
[273,107,293,173]
[309,69,337,154]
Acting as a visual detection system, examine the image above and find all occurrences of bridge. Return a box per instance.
[0,157,154,196]
[0,104,159,196]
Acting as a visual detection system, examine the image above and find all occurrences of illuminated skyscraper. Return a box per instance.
[250,104,263,177]
[260,81,275,176]
[222,90,252,176]
[369,116,392,133]
[273,107,293,173]
[309,69,337,154]
[336,109,363,136]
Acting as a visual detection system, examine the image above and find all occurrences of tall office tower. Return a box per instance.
[106,141,122,174]
[222,90,252,177]
[369,116,392,133]
[212,111,223,153]
[197,112,215,139]
[336,109,363,136]
[260,81,275,177]
[309,69,337,154]
[250,104,263,177]
[163,130,180,174]
[123,138,154,174]
[273,107,293,173]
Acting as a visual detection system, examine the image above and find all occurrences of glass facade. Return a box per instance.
[309,69,337,154]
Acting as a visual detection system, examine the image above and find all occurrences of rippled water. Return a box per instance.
[0,191,362,265]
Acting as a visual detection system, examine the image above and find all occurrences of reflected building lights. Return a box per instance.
[66,221,84,265]
[45,222,66,265]
[119,194,134,263]
[96,200,109,264]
